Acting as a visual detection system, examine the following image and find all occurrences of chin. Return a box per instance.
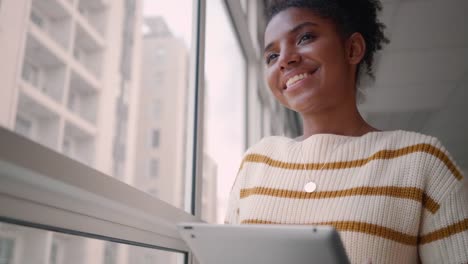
[284,93,319,112]
[288,97,327,114]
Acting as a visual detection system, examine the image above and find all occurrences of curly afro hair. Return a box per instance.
[265,0,389,84]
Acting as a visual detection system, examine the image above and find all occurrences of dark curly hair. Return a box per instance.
[265,0,389,84]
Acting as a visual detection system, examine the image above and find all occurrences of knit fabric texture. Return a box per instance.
[224,130,468,264]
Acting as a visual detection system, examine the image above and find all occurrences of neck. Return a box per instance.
[299,100,378,140]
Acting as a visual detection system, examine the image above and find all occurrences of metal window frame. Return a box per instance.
[223,0,262,149]
[0,127,199,254]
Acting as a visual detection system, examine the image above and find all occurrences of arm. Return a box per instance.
[418,138,468,263]
[224,165,244,225]
[418,179,468,263]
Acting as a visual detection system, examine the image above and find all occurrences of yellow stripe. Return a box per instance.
[419,218,468,244]
[240,143,463,180]
[241,219,418,246]
[240,186,440,213]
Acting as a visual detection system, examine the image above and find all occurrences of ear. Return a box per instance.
[346,32,366,65]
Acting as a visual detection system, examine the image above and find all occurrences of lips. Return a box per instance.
[286,73,309,87]
[283,67,319,90]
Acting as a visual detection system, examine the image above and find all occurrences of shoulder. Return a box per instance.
[243,135,293,155]
[391,130,464,201]
[368,129,442,147]
[377,130,461,174]
[236,136,293,174]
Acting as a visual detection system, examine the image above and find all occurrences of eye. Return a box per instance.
[298,33,315,44]
[265,53,279,65]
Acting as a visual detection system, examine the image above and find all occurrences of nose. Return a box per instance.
[279,48,301,70]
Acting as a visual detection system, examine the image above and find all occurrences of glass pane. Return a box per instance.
[203,0,247,223]
[0,0,195,210]
[0,222,185,264]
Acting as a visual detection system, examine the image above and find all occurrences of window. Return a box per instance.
[73,48,84,63]
[0,223,185,264]
[49,238,63,264]
[62,137,73,156]
[151,129,160,148]
[1,0,197,208]
[148,158,159,179]
[30,10,44,28]
[203,0,247,223]
[67,90,79,113]
[153,71,164,84]
[152,100,162,121]
[103,242,117,264]
[21,61,40,87]
[1,1,289,264]
[0,238,14,264]
[14,115,33,138]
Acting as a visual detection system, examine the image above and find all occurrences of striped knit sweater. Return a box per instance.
[224,130,468,264]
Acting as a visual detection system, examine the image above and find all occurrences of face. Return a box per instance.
[264,7,358,114]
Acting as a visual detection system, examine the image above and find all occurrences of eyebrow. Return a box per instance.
[264,21,319,54]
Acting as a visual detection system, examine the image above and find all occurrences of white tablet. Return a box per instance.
[177,223,350,264]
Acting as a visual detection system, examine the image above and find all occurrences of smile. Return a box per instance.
[284,68,319,90]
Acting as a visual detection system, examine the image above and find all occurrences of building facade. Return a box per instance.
[0,0,158,263]
[0,0,219,262]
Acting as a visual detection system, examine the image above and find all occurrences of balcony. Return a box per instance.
[15,92,60,150]
[77,0,108,37]
[30,0,72,50]
[73,23,104,79]
[21,34,67,103]
[63,121,95,166]
[67,70,99,124]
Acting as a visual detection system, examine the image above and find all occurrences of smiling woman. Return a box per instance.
[224,0,468,263]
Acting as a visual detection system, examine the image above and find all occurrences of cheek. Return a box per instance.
[318,47,349,82]
[265,67,279,91]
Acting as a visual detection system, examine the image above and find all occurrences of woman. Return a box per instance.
[224,0,468,263]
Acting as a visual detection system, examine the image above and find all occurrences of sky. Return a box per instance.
[143,0,246,223]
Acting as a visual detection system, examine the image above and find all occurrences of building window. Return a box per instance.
[151,70,164,83]
[73,48,84,63]
[143,254,156,264]
[49,238,63,264]
[151,129,160,148]
[148,158,159,179]
[22,61,40,87]
[30,10,44,28]
[152,100,162,121]
[103,242,117,264]
[68,91,79,113]
[203,0,247,223]
[62,137,73,156]
[15,115,33,138]
[0,238,14,264]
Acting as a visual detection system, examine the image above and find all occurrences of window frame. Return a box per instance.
[0,0,263,263]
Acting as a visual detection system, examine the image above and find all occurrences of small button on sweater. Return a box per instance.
[225,130,468,264]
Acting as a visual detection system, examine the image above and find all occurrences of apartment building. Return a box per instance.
[0,0,144,262]
[0,0,216,263]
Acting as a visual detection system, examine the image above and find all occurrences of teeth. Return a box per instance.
[286,73,309,88]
